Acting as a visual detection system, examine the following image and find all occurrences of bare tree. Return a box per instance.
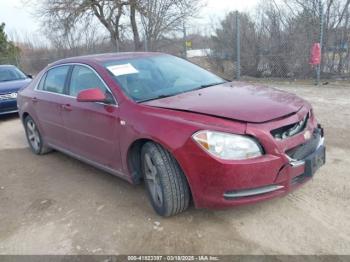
[36,0,129,51]
[32,0,203,52]
[139,0,203,51]
[44,22,108,54]
[129,0,142,50]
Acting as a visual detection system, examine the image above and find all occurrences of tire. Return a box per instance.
[141,142,190,217]
[24,115,51,155]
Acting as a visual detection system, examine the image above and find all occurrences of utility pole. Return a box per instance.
[235,11,241,80]
[183,21,187,59]
[316,0,324,85]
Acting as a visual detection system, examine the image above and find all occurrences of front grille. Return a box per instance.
[271,113,309,140]
[0,92,17,101]
[286,128,322,160]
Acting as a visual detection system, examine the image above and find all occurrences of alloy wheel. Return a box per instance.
[144,153,163,207]
[26,119,41,152]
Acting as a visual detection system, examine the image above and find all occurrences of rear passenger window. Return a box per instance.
[37,73,47,90]
[42,66,70,94]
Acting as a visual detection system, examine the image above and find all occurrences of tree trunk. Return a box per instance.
[130,1,142,51]
[110,36,120,52]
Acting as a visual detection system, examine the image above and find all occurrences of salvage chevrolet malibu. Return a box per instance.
[17,53,326,216]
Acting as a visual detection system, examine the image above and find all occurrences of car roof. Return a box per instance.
[52,52,165,66]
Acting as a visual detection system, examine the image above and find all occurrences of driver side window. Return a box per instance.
[69,65,115,104]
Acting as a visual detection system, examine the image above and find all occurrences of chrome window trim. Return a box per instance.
[34,62,118,107]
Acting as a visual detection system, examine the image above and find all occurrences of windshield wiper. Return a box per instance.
[138,94,176,103]
[138,81,227,103]
[193,81,227,91]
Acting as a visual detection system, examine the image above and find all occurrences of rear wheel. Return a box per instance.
[141,142,190,217]
[24,116,51,155]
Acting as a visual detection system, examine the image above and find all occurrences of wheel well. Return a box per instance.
[127,139,151,184]
[22,112,30,124]
[127,139,193,202]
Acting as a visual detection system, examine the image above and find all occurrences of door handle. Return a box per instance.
[32,97,38,104]
[61,104,72,111]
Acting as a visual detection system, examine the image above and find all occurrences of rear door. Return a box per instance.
[61,64,122,170]
[32,65,71,149]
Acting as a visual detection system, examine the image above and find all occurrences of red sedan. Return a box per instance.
[17,53,326,216]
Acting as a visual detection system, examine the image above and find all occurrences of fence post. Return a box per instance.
[316,0,324,85]
[236,11,241,80]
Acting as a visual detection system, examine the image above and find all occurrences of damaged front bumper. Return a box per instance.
[224,139,325,200]
[175,107,326,209]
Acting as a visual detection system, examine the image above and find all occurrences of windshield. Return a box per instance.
[104,55,225,102]
[0,67,27,82]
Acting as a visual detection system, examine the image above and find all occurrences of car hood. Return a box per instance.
[0,79,32,95]
[143,82,306,123]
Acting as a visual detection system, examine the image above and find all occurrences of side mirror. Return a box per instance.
[27,74,33,79]
[77,88,106,103]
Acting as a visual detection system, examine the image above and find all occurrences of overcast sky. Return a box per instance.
[0,0,258,39]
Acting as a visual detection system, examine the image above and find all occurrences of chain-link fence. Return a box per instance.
[206,1,350,83]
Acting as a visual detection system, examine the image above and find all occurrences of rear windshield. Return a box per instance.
[104,55,225,102]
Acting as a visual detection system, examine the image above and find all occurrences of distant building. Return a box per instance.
[186,49,211,58]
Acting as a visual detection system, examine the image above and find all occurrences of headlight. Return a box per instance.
[192,130,263,160]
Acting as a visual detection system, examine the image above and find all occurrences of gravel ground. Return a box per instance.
[0,83,349,255]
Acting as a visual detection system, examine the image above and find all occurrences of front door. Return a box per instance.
[61,64,122,171]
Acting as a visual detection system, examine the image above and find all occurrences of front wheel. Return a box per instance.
[24,116,51,155]
[141,142,190,217]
